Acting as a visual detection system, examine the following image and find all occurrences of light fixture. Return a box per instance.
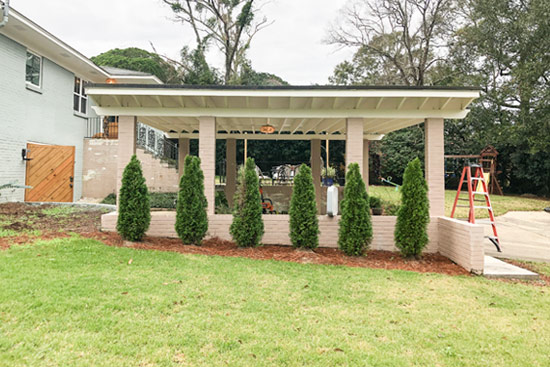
[260,119,275,134]
[106,78,117,84]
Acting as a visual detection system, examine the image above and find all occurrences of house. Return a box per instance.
[0,2,161,203]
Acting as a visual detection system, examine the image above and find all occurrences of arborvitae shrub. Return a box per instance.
[394,157,430,258]
[289,164,319,249]
[230,158,264,247]
[175,155,208,245]
[338,163,373,256]
[116,155,151,241]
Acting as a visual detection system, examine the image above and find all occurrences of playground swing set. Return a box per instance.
[446,145,503,252]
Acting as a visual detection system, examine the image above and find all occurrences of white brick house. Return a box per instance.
[0,2,161,202]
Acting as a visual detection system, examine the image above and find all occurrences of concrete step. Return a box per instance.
[483,256,539,280]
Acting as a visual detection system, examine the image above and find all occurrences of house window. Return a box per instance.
[74,77,88,114]
[25,51,42,87]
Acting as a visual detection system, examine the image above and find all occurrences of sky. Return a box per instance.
[10,0,356,84]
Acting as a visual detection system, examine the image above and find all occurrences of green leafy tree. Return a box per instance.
[289,164,319,249]
[338,163,372,256]
[116,155,151,241]
[175,155,208,245]
[394,158,430,258]
[91,47,180,83]
[230,158,264,247]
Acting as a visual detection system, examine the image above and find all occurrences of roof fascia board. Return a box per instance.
[91,106,470,119]
[86,87,480,99]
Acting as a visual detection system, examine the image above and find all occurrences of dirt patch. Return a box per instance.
[82,232,470,276]
[0,202,107,233]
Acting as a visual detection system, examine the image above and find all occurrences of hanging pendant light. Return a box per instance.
[260,118,275,134]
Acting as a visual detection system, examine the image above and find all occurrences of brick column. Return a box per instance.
[116,116,137,208]
[363,140,369,191]
[425,118,445,217]
[178,138,190,178]
[225,138,237,207]
[199,116,216,215]
[345,118,364,175]
[310,139,322,213]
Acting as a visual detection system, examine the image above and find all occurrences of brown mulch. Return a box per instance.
[82,232,470,276]
[1,202,470,276]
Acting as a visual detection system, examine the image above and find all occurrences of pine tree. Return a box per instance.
[230,158,264,247]
[289,164,319,249]
[338,163,372,256]
[116,155,151,241]
[394,157,430,258]
[175,155,208,245]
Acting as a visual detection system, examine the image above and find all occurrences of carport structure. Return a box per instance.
[88,84,486,273]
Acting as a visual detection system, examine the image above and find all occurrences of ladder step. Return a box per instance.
[473,206,492,209]
[471,177,484,181]
[457,198,486,202]
[472,191,489,196]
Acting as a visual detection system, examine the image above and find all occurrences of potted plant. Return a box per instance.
[369,196,383,215]
[321,166,336,186]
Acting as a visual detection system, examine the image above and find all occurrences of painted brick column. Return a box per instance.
[225,138,237,207]
[178,138,190,178]
[310,139,322,213]
[116,116,137,208]
[199,116,216,215]
[425,118,445,217]
[363,140,370,191]
[345,118,364,175]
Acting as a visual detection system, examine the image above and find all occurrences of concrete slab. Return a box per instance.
[483,211,550,262]
[483,256,539,280]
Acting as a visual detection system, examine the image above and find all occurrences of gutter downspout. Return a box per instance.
[0,0,10,28]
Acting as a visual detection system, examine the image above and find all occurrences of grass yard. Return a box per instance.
[368,185,550,218]
[1,238,549,366]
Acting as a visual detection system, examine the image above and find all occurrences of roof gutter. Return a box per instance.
[0,0,10,28]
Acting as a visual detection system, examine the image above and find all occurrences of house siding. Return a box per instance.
[0,33,96,202]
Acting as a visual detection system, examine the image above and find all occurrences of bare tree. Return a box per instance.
[162,0,270,84]
[327,0,458,86]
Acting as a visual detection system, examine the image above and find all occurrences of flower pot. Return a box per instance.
[371,208,383,216]
[322,177,334,186]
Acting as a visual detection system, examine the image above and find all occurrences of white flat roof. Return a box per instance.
[87,84,480,140]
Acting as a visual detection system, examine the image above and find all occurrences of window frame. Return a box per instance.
[25,50,43,88]
[73,76,88,115]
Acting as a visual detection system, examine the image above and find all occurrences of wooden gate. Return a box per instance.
[25,143,75,202]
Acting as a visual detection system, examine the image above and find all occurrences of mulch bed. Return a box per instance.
[0,202,475,277]
[82,232,470,276]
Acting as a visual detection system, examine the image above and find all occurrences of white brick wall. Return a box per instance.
[0,34,96,202]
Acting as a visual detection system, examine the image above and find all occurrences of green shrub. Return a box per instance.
[289,164,319,249]
[369,196,382,209]
[394,158,430,258]
[116,155,151,241]
[175,155,208,245]
[383,201,401,216]
[338,163,373,256]
[150,192,177,209]
[230,158,264,247]
[101,193,117,205]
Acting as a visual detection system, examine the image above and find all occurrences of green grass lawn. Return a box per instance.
[1,238,549,366]
[368,185,550,218]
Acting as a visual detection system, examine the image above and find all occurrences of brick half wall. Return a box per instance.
[438,217,485,274]
[101,213,438,253]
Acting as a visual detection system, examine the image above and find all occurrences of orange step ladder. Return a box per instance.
[451,164,501,252]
